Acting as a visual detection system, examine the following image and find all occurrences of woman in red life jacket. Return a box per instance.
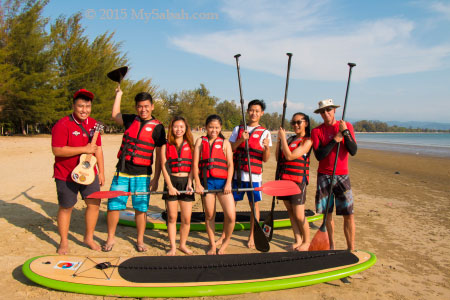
[161,116,195,256]
[193,115,235,255]
[276,112,313,251]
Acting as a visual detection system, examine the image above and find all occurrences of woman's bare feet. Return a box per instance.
[285,243,301,251]
[84,238,101,251]
[179,245,193,255]
[207,246,217,255]
[295,242,310,252]
[166,248,177,256]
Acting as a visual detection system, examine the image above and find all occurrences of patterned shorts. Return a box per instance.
[315,173,354,215]
[108,172,151,212]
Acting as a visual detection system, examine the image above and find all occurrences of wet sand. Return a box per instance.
[0,134,449,299]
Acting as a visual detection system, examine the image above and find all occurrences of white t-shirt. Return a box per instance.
[229,125,273,182]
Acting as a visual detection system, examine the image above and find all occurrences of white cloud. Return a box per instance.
[431,2,450,19]
[170,0,450,81]
[271,100,305,111]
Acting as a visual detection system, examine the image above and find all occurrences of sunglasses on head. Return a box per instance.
[290,120,305,126]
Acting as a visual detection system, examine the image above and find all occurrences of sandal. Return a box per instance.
[102,243,114,252]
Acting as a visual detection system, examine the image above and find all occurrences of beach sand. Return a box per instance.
[1,134,449,299]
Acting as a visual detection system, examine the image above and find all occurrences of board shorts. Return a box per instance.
[55,176,100,208]
[108,172,151,212]
[206,177,227,191]
[315,173,354,216]
[163,175,195,201]
[277,180,307,205]
[232,180,262,203]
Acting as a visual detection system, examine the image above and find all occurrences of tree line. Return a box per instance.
[0,0,301,135]
[353,120,450,133]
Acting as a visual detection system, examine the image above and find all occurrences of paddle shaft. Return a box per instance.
[320,63,356,229]
[265,53,293,240]
[234,54,270,252]
[122,187,264,196]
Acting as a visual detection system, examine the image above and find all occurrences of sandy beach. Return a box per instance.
[1,133,449,299]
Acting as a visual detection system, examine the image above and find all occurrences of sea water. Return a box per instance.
[355,133,450,157]
[271,132,450,157]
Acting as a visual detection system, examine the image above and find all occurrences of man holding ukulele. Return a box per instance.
[51,89,104,255]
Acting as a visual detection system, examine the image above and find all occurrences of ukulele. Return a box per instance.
[71,123,104,185]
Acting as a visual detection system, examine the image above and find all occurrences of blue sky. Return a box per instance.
[43,0,450,123]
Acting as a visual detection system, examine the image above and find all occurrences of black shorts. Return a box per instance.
[55,177,100,208]
[162,175,195,202]
[277,181,307,205]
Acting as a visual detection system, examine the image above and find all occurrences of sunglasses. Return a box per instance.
[290,120,306,126]
[319,107,334,114]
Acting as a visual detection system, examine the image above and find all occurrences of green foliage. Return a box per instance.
[353,120,449,132]
[215,99,241,130]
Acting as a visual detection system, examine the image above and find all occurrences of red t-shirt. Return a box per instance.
[51,114,102,182]
[311,121,355,175]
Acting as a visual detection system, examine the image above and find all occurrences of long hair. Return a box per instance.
[167,116,194,151]
[292,112,311,137]
[205,114,225,139]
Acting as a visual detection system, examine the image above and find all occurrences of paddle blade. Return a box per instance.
[308,227,330,251]
[107,66,128,83]
[87,190,130,199]
[254,222,270,252]
[260,180,300,196]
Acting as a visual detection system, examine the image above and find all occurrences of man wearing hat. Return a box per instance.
[311,99,357,250]
[51,89,105,255]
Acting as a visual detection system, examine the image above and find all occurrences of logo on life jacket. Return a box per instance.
[72,131,80,136]
[215,145,221,149]
[145,127,153,132]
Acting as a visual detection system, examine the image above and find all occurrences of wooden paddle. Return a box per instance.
[86,180,300,199]
[262,52,292,241]
[309,62,356,251]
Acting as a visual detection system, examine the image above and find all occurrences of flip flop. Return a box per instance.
[136,244,147,253]
[101,243,114,252]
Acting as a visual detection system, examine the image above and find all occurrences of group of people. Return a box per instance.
[51,88,357,256]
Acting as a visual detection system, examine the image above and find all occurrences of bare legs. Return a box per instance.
[104,209,148,252]
[57,198,101,255]
[284,201,310,251]
[204,193,235,255]
[166,200,193,256]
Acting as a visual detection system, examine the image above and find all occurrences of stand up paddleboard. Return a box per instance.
[23,250,376,298]
[116,209,323,231]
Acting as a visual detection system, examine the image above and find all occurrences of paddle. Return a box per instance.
[309,62,356,251]
[234,54,270,252]
[87,180,300,199]
[107,66,128,84]
[262,52,292,241]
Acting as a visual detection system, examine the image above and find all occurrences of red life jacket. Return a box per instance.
[279,136,310,184]
[117,117,161,166]
[234,125,266,175]
[166,141,192,173]
[199,136,228,179]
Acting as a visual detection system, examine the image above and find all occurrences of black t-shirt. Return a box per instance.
[116,114,166,175]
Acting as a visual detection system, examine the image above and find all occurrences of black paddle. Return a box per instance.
[309,62,356,251]
[234,54,270,252]
[262,52,293,241]
[107,66,128,84]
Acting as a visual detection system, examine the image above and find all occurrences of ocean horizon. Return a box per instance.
[355,132,450,157]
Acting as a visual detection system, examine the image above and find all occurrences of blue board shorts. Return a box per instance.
[232,180,262,203]
[315,173,354,215]
[206,177,227,191]
[108,172,151,212]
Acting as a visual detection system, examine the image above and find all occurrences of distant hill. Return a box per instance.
[386,121,450,131]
